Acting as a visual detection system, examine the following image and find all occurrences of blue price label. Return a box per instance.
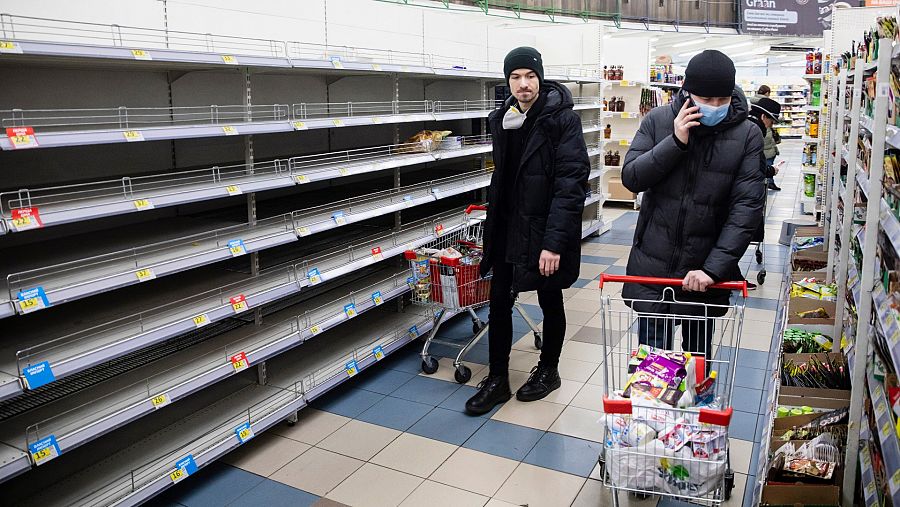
[171,454,198,483]
[373,345,385,361]
[22,360,55,390]
[308,267,322,285]
[29,434,61,466]
[332,211,347,225]
[346,359,359,377]
[343,303,357,319]
[234,422,255,444]
[409,325,419,338]
[227,239,247,257]
[17,286,50,314]
[371,291,383,306]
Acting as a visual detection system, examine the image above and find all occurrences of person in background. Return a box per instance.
[620,49,764,358]
[750,85,782,190]
[465,47,590,415]
[750,84,771,104]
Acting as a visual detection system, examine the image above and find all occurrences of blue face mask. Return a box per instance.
[696,101,729,126]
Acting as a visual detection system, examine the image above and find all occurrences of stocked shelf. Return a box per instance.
[0,171,490,318]
[866,371,900,504]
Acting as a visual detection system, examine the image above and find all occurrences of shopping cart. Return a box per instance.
[595,274,748,505]
[404,205,542,383]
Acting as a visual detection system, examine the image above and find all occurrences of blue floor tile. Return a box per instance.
[167,463,264,507]
[408,407,488,445]
[462,347,490,365]
[438,385,503,418]
[384,348,427,374]
[519,303,544,321]
[355,367,417,395]
[737,349,771,370]
[744,297,780,311]
[729,410,759,441]
[463,419,544,461]
[601,265,627,275]
[356,395,433,431]
[523,432,603,477]
[227,479,319,507]
[732,366,768,390]
[582,255,620,265]
[311,387,386,419]
[389,375,461,406]
[572,278,594,289]
[731,386,763,414]
[589,235,633,245]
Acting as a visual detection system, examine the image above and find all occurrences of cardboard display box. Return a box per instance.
[761,484,840,506]
[786,299,836,326]
[791,245,828,272]
[773,392,849,430]
[607,178,634,201]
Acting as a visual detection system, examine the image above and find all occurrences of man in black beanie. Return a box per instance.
[465,46,589,415]
[621,49,764,359]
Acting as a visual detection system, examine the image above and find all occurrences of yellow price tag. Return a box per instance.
[18,298,39,312]
[296,226,310,237]
[332,119,345,127]
[620,112,631,119]
[131,49,151,60]
[892,469,900,490]
[621,80,630,86]
[876,401,888,418]
[401,66,409,72]
[192,314,210,328]
[295,174,309,184]
[9,133,36,149]
[865,481,876,497]
[222,125,238,136]
[310,324,321,335]
[135,268,156,282]
[231,300,248,313]
[239,427,252,440]
[339,167,350,176]
[331,60,344,69]
[0,41,22,53]
[231,358,246,371]
[373,295,383,305]
[225,185,242,196]
[222,55,238,65]
[862,451,871,466]
[372,64,382,71]
[151,393,171,408]
[882,421,892,438]
[619,140,629,146]
[372,117,382,124]
[133,198,153,210]
[292,121,308,131]
[12,216,31,229]
[32,447,52,463]
[123,130,144,142]
[170,468,186,483]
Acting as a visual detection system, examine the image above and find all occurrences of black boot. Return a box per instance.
[516,363,562,402]
[465,374,512,415]
[767,182,781,191]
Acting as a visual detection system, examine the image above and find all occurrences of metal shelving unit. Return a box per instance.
[598,80,643,211]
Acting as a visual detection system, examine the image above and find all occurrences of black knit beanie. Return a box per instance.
[682,50,735,98]
[504,47,544,84]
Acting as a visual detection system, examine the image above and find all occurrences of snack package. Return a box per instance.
[796,307,831,319]
[691,429,727,459]
[659,421,694,452]
[638,353,689,386]
[783,458,836,480]
[694,371,717,406]
[622,421,657,447]
[623,370,670,399]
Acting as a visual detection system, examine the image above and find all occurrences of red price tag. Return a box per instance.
[6,127,38,149]
[230,294,248,314]
[371,247,383,260]
[11,207,43,232]
[230,352,249,372]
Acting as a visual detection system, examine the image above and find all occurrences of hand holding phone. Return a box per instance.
[674,96,702,145]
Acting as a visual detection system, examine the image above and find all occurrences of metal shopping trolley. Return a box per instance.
[595,274,748,505]
[404,205,542,383]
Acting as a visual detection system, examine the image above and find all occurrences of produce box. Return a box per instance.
[787,299,835,326]
[773,395,849,430]
[791,248,828,272]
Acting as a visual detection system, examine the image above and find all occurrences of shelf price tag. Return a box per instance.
[307,268,322,285]
[6,127,38,149]
[865,481,876,499]
[372,117,382,124]
[332,119,345,127]
[170,455,198,484]
[332,211,347,226]
[151,393,171,409]
[372,291,384,306]
[373,345,385,361]
[123,130,144,142]
[406,276,416,288]
[876,400,888,419]
[0,41,23,54]
[131,49,152,60]
[234,422,255,444]
[133,198,154,210]
[372,63,382,71]
[618,140,629,146]
[192,313,210,328]
[230,294,249,314]
[338,167,351,176]
[135,267,156,282]
[620,112,631,119]
[22,361,55,390]
[29,435,61,466]
[221,55,238,65]
[17,286,49,315]
[345,359,359,377]
[230,352,249,372]
[881,420,892,439]
[620,80,629,86]
[222,125,238,136]
[292,121,308,131]
[294,174,310,184]
[225,184,242,196]
[330,56,344,69]
[892,469,900,494]
[343,303,357,319]
[296,226,311,237]
[11,207,43,232]
[403,195,413,208]
[408,325,419,338]
[371,247,383,261]
[228,239,247,257]
[434,224,444,237]
[310,324,322,336]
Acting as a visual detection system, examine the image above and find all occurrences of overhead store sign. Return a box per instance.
[740,0,860,36]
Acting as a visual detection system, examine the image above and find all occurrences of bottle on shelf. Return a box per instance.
[617,96,625,112]
[603,65,609,80]
[612,151,621,166]
[605,151,613,166]
[603,98,608,111]
[604,124,612,139]
[814,49,823,74]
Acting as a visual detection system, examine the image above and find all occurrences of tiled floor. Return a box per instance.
[151,141,807,507]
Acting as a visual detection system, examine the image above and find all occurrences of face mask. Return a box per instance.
[696,101,729,126]
[502,105,526,130]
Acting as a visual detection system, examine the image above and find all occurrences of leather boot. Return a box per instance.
[516,363,561,402]
[465,374,511,415]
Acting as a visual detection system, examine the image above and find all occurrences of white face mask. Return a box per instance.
[502,105,527,130]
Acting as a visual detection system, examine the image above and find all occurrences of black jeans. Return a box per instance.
[637,315,715,358]
[488,260,566,376]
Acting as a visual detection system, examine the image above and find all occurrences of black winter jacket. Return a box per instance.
[622,88,764,315]
[481,81,590,292]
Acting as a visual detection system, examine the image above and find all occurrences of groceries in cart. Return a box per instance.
[619,344,712,409]
[406,244,486,309]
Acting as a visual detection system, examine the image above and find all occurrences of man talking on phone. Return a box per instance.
[620,50,764,357]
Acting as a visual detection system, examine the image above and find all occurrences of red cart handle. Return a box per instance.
[465,204,487,214]
[598,274,748,298]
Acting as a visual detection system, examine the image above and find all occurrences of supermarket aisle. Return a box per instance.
[150,142,806,507]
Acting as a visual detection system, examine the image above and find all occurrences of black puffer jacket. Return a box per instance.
[622,88,764,315]
[481,81,590,292]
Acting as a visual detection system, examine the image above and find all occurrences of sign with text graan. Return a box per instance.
[740,0,860,36]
